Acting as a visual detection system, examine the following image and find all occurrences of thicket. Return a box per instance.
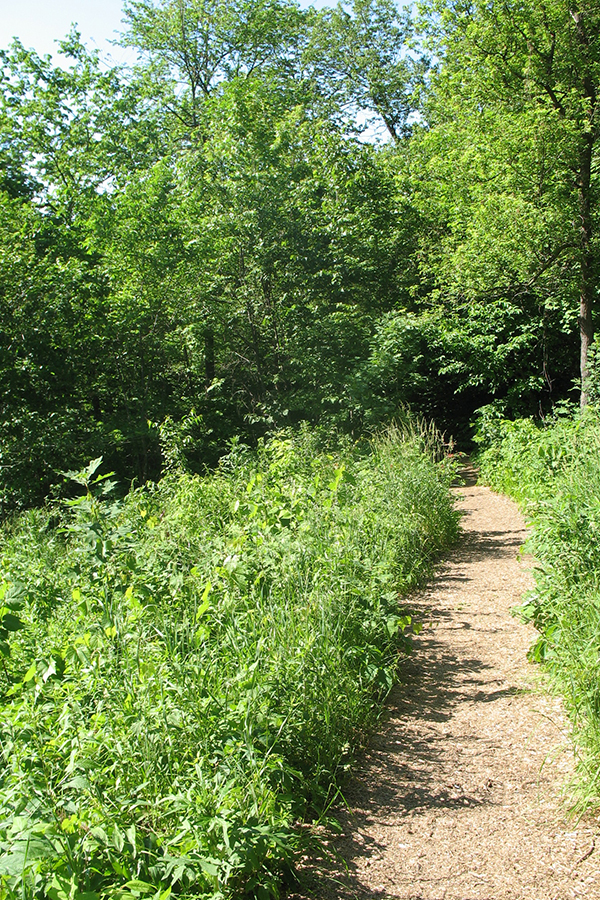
[476,406,600,807]
[0,424,459,899]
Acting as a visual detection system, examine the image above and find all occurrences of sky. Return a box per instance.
[0,0,333,65]
[0,0,133,63]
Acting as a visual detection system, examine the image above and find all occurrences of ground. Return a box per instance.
[287,472,600,899]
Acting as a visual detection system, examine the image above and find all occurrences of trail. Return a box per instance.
[288,474,600,899]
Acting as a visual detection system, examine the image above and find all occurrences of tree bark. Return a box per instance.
[204,327,215,387]
[578,134,594,409]
[577,134,595,407]
[571,6,597,406]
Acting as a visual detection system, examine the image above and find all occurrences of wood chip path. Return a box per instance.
[288,472,600,899]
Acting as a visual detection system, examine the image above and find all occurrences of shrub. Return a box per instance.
[0,424,459,899]
[475,406,600,809]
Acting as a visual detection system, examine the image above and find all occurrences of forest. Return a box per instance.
[2,0,600,898]
[2,0,597,511]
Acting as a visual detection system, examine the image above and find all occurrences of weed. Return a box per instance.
[0,424,459,899]
[475,406,600,811]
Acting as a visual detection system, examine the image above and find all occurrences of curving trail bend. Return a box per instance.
[289,475,600,900]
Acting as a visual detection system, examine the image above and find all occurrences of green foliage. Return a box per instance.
[415,0,600,407]
[0,10,431,510]
[3,0,594,512]
[306,0,424,142]
[0,426,459,899]
[476,408,600,808]
[347,300,561,443]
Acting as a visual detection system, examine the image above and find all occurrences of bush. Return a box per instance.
[475,406,600,809]
[0,423,459,900]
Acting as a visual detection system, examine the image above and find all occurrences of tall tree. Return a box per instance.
[122,0,417,431]
[122,0,308,133]
[419,0,600,406]
[306,0,424,142]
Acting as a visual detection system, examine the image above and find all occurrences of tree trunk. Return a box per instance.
[580,287,594,408]
[570,7,597,407]
[578,135,595,408]
[204,327,215,387]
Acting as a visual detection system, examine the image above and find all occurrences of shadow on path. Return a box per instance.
[287,488,530,900]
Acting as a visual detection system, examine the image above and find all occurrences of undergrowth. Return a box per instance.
[475,404,600,810]
[0,423,459,900]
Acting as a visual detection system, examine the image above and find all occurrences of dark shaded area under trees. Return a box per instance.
[1,0,596,513]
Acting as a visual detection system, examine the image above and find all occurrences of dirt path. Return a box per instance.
[289,477,600,899]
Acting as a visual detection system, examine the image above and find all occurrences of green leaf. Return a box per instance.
[124,880,157,895]
[112,825,125,852]
[198,857,222,878]
[90,826,109,845]
[0,836,58,874]
[22,662,37,683]
[86,457,104,478]
[196,581,212,620]
[1,612,24,632]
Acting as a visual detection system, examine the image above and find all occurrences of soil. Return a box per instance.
[287,470,600,899]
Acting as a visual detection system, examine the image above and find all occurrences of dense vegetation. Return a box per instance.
[2,0,599,511]
[4,0,600,892]
[0,425,458,899]
[477,406,600,808]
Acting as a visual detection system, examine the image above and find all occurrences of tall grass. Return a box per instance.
[0,423,459,900]
[476,406,600,809]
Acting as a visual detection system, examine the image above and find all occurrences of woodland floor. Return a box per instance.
[287,470,600,900]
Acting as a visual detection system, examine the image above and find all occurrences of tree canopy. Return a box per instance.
[0,0,597,510]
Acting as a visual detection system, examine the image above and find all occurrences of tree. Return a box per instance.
[306,0,424,142]
[419,0,600,406]
[0,35,182,494]
[122,0,419,434]
[122,0,308,133]
[0,0,453,510]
